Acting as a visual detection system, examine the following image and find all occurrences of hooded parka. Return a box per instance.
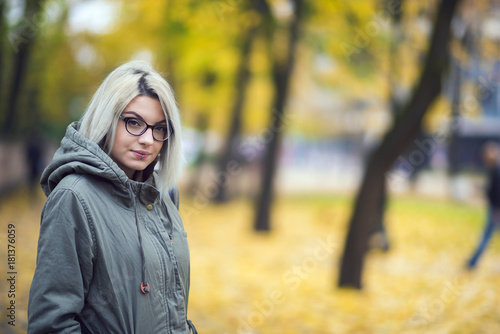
[28,122,193,333]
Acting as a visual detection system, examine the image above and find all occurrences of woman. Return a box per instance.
[28,61,197,333]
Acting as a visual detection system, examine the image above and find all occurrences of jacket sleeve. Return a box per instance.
[28,188,95,334]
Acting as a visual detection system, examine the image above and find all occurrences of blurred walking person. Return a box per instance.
[466,141,500,269]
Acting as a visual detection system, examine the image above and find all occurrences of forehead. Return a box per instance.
[123,96,165,121]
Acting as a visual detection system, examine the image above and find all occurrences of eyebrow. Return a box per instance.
[122,111,166,124]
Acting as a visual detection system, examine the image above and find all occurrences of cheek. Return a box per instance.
[112,130,131,153]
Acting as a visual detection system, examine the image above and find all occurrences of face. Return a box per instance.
[484,147,499,168]
[110,95,165,179]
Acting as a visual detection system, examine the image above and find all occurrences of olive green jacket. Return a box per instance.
[28,122,192,333]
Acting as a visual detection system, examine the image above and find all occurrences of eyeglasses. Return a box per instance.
[119,116,173,142]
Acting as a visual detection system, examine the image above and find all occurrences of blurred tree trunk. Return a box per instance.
[3,0,45,136]
[338,0,462,289]
[386,0,404,115]
[187,113,210,196]
[254,0,305,231]
[214,22,259,202]
[448,57,462,175]
[367,0,405,252]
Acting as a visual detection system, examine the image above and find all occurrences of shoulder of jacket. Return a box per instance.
[45,175,95,208]
[51,174,116,199]
[54,174,94,191]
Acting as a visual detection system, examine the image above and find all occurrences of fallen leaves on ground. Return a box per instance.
[184,194,500,334]
[1,188,499,333]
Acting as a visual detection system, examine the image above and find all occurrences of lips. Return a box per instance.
[132,150,151,159]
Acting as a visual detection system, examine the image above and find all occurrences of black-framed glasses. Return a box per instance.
[119,116,173,142]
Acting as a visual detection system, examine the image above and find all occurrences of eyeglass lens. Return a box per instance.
[126,118,170,141]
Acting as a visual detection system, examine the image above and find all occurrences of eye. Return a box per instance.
[154,125,167,133]
[127,118,143,127]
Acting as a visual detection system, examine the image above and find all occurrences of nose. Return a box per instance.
[138,127,155,145]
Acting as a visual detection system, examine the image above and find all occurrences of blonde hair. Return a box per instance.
[80,61,183,193]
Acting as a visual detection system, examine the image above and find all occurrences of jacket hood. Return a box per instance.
[41,122,129,197]
[41,122,158,199]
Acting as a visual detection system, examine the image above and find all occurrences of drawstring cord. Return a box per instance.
[127,182,150,294]
[187,319,198,334]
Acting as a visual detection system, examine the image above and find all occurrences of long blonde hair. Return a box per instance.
[80,61,183,193]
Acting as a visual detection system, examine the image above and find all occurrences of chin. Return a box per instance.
[131,162,150,172]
